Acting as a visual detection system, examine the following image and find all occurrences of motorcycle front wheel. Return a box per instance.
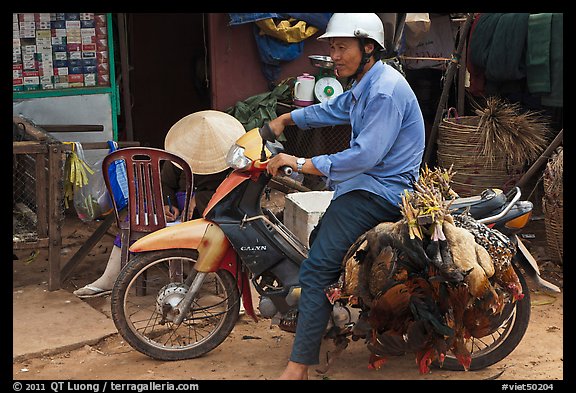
[439,262,531,371]
[110,249,241,361]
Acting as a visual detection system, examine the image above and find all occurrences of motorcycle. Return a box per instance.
[110,125,560,372]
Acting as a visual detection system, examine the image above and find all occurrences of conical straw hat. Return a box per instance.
[164,110,246,174]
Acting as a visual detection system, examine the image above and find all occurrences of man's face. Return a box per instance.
[329,37,362,78]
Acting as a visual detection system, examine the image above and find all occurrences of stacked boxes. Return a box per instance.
[13,13,110,92]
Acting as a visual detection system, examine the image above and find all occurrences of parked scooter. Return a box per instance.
[110,126,559,371]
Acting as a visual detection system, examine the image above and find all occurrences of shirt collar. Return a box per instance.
[350,60,385,101]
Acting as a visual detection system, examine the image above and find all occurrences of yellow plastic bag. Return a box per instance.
[255,18,318,43]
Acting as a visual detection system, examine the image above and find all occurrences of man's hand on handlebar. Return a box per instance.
[266,153,297,177]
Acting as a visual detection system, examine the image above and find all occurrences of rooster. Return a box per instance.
[442,217,500,310]
[493,264,524,301]
[366,277,453,374]
[368,281,412,334]
[452,213,523,301]
[445,283,473,370]
[462,295,507,338]
[341,220,430,303]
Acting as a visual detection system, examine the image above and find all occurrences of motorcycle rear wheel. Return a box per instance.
[110,249,240,361]
[438,262,531,371]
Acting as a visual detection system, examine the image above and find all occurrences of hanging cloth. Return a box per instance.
[540,13,563,107]
[252,24,304,82]
[526,13,553,94]
[255,18,318,43]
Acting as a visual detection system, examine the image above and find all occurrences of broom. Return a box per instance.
[473,97,551,167]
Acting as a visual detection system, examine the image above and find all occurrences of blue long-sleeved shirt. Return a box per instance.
[291,61,425,208]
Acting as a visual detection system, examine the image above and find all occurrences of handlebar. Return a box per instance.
[280,166,293,176]
[477,187,521,224]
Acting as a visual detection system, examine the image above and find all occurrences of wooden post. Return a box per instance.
[515,129,563,189]
[47,143,65,291]
[423,13,475,166]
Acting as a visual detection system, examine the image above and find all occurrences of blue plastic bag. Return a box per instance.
[106,141,128,211]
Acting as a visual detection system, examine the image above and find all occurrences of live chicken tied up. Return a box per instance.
[323,166,525,374]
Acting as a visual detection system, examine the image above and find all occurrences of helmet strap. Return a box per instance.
[351,37,375,81]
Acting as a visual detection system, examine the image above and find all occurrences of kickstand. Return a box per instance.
[315,338,349,374]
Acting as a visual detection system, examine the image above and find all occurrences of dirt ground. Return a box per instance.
[12,189,565,383]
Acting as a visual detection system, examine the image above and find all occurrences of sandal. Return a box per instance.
[73,285,112,299]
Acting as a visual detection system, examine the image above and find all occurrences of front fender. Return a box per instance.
[129,218,230,273]
[129,219,211,252]
[129,219,258,320]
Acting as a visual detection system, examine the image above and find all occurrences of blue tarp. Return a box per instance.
[228,13,332,30]
[228,13,333,82]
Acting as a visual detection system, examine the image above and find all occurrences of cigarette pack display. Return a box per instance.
[67,43,81,51]
[53,59,68,67]
[68,73,84,83]
[84,73,96,86]
[81,19,95,28]
[68,65,83,74]
[24,76,40,84]
[69,51,82,60]
[20,21,35,29]
[83,65,97,73]
[20,29,36,39]
[13,63,23,77]
[51,20,66,29]
[96,50,108,62]
[23,70,39,78]
[37,21,51,30]
[97,62,109,73]
[95,26,107,37]
[35,13,51,22]
[54,67,68,75]
[94,14,106,26]
[13,12,110,91]
[82,58,97,66]
[97,73,109,86]
[52,44,66,52]
[40,75,54,89]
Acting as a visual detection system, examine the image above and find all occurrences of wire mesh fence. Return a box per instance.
[282,124,352,190]
[12,120,66,247]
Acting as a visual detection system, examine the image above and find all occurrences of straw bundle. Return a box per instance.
[542,146,563,264]
[437,97,551,197]
[475,97,551,167]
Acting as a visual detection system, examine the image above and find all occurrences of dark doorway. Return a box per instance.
[124,13,211,148]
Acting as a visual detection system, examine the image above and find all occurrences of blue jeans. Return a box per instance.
[289,190,401,365]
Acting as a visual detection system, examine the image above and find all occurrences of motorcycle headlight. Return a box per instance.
[226,144,252,170]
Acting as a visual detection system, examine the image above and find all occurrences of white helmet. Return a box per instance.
[318,13,385,50]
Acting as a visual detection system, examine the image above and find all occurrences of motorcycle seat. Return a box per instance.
[449,188,507,219]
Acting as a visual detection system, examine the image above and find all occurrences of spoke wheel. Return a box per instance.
[111,249,240,360]
[439,263,531,371]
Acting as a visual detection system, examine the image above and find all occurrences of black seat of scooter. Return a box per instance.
[449,188,507,219]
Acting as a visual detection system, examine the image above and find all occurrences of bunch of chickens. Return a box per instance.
[325,165,523,374]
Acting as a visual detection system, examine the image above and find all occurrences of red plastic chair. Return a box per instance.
[102,147,193,268]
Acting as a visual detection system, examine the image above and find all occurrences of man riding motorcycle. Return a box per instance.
[265,13,426,380]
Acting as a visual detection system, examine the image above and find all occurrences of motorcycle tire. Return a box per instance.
[111,249,241,361]
[438,262,531,371]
